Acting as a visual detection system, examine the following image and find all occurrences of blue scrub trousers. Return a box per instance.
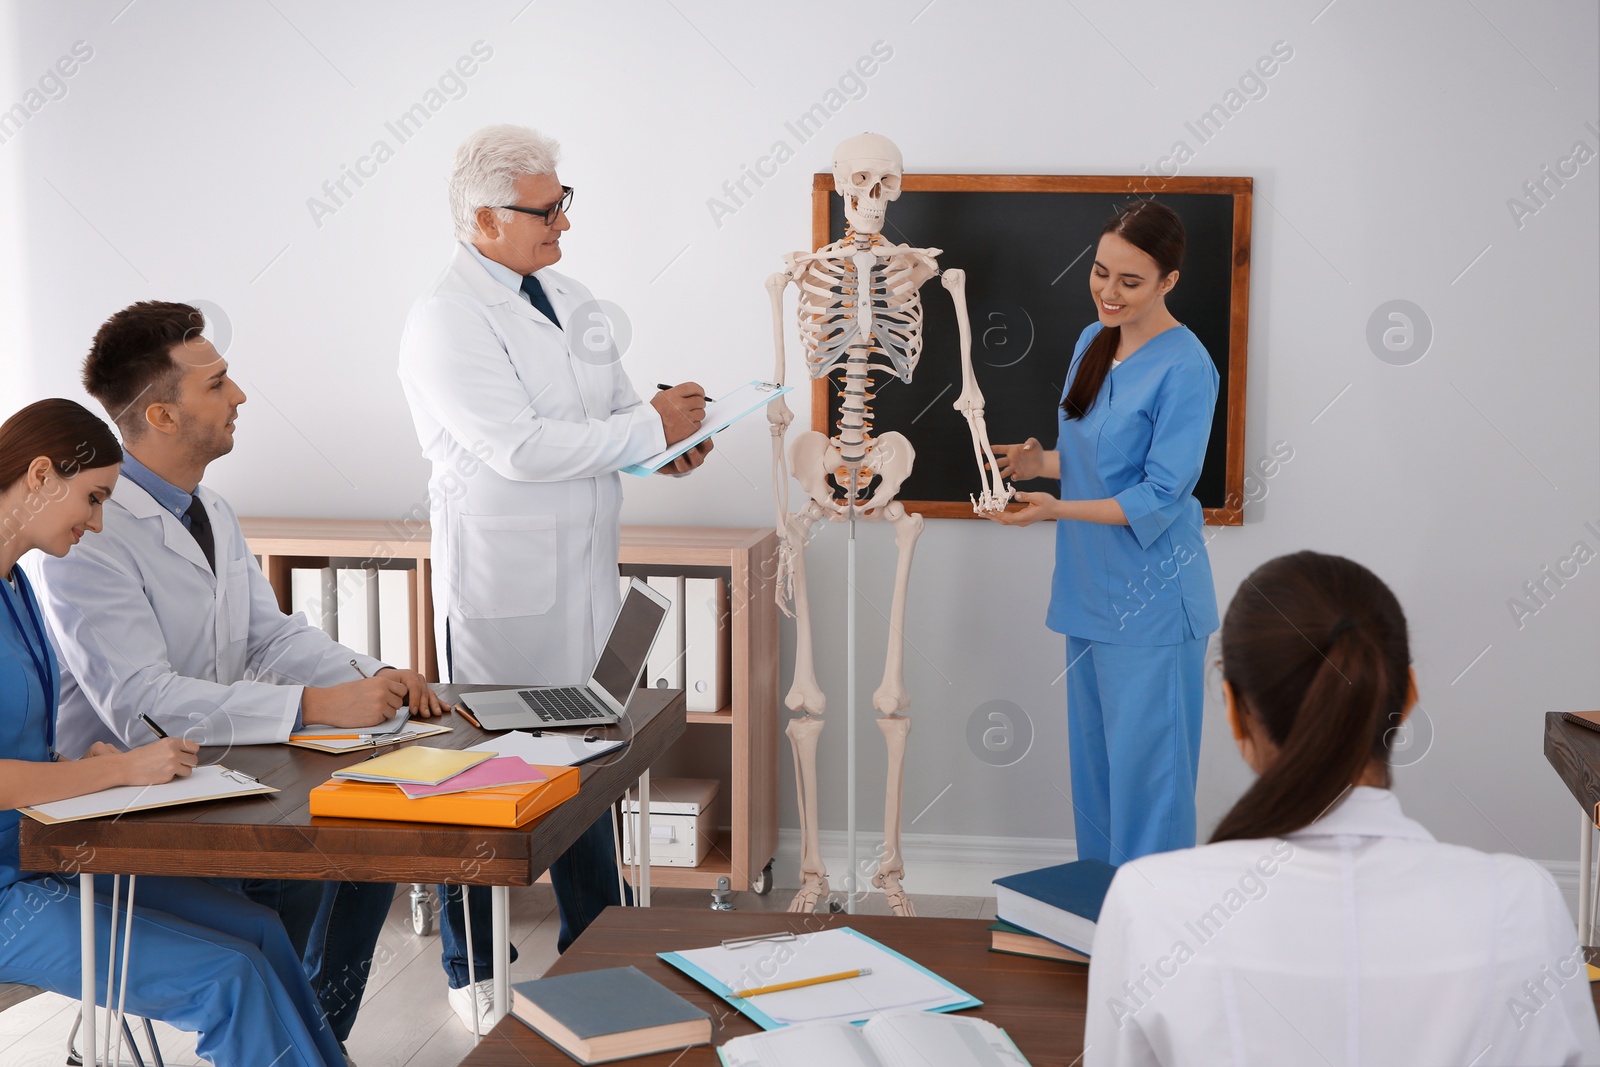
[1065,635,1206,864]
[437,812,630,985]
[217,877,393,1043]
[0,874,344,1067]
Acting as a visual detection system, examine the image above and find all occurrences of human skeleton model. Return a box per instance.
[765,133,1012,915]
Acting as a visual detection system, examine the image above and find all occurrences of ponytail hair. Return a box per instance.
[0,399,123,493]
[1209,551,1412,843]
[1061,198,1186,420]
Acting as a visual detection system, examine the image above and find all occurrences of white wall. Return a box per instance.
[2,1,1596,881]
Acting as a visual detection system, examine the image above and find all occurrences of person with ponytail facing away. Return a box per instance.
[1085,551,1600,1065]
[989,199,1219,864]
[0,400,345,1067]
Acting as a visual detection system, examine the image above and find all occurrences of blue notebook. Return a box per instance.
[992,858,1118,955]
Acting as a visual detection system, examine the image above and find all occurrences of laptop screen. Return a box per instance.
[590,583,669,707]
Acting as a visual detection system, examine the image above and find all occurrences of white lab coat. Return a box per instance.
[29,478,385,756]
[1085,787,1600,1066]
[396,244,665,688]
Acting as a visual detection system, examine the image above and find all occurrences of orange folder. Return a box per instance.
[309,764,580,828]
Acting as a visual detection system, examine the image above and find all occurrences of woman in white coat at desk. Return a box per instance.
[0,400,345,1067]
[1086,550,1600,1066]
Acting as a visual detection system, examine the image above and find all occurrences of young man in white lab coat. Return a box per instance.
[32,301,446,1052]
[397,123,711,1031]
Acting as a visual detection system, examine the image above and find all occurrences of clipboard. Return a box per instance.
[659,926,980,1030]
[622,380,793,476]
[286,720,452,753]
[19,765,278,825]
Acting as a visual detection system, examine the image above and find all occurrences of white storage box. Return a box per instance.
[621,777,719,868]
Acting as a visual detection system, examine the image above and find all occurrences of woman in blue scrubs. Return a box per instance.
[0,399,344,1067]
[990,200,1219,865]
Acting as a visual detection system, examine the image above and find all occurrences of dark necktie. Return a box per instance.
[184,496,215,572]
[519,273,561,328]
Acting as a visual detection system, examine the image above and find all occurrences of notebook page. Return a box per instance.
[718,1019,880,1067]
[863,1012,1031,1067]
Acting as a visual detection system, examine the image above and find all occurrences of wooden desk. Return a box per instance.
[1545,711,1600,942]
[457,909,1088,1067]
[20,687,685,1060]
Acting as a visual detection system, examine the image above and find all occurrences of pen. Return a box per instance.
[657,383,715,404]
[350,659,370,679]
[728,967,871,998]
[139,713,169,740]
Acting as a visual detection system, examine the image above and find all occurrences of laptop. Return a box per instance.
[458,577,671,730]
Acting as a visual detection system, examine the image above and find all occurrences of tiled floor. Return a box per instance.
[0,884,997,1066]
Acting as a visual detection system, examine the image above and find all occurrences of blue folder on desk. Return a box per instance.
[659,926,980,1031]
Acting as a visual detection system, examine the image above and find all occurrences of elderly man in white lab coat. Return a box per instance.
[397,123,709,1032]
[32,301,445,1052]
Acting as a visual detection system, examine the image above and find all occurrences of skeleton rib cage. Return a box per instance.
[793,235,930,483]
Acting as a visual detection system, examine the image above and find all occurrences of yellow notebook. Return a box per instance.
[331,746,495,786]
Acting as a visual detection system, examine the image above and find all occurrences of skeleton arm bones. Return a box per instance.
[765,265,800,612]
[941,266,1013,513]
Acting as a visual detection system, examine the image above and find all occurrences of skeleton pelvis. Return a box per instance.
[790,430,915,514]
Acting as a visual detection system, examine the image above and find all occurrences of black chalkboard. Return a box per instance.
[811,174,1251,523]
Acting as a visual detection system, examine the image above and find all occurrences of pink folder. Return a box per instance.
[398,756,549,799]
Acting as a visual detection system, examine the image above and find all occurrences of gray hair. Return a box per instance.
[448,124,561,241]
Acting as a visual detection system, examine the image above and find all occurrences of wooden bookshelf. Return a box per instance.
[238,519,780,894]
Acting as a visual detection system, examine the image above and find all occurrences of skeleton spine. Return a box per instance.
[835,232,876,477]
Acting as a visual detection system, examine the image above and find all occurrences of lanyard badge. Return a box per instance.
[3,571,57,757]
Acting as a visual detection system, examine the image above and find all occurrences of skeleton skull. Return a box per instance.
[832,132,903,234]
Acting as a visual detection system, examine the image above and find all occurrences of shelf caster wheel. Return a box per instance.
[751,862,774,896]
[410,884,434,936]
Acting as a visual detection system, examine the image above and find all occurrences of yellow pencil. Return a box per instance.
[729,967,872,998]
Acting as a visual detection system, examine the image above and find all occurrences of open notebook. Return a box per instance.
[19,765,277,825]
[719,1012,1031,1067]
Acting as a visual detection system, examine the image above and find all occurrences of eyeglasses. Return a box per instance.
[495,186,573,224]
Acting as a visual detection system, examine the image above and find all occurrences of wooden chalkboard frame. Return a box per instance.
[808,173,1252,525]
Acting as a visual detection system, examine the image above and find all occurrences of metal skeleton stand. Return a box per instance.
[845,520,858,915]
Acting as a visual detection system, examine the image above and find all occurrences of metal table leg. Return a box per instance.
[638,767,651,908]
[1580,809,1593,945]
[492,886,510,1022]
[80,872,96,1065]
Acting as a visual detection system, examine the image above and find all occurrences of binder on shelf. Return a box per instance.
[310,765,579,827]
[683,577,729,713]
[646,576,686,692]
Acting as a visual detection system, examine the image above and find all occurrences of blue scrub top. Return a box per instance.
[1046,322,1221,645]
[0,568,59,889]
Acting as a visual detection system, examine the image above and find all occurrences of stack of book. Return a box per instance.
[990,858,1118,964]
[309,746,578,827]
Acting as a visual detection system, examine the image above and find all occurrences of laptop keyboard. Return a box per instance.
[518,688,603,722]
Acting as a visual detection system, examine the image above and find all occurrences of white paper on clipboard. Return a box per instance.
[622,380,792,476]
[464,729,626,767]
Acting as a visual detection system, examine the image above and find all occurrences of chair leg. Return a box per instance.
[122,1016,146,1067]
[66,1010,166,1066]
[143,1017,165,1067]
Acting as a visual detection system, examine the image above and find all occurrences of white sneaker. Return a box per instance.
[448,977,498,1034]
